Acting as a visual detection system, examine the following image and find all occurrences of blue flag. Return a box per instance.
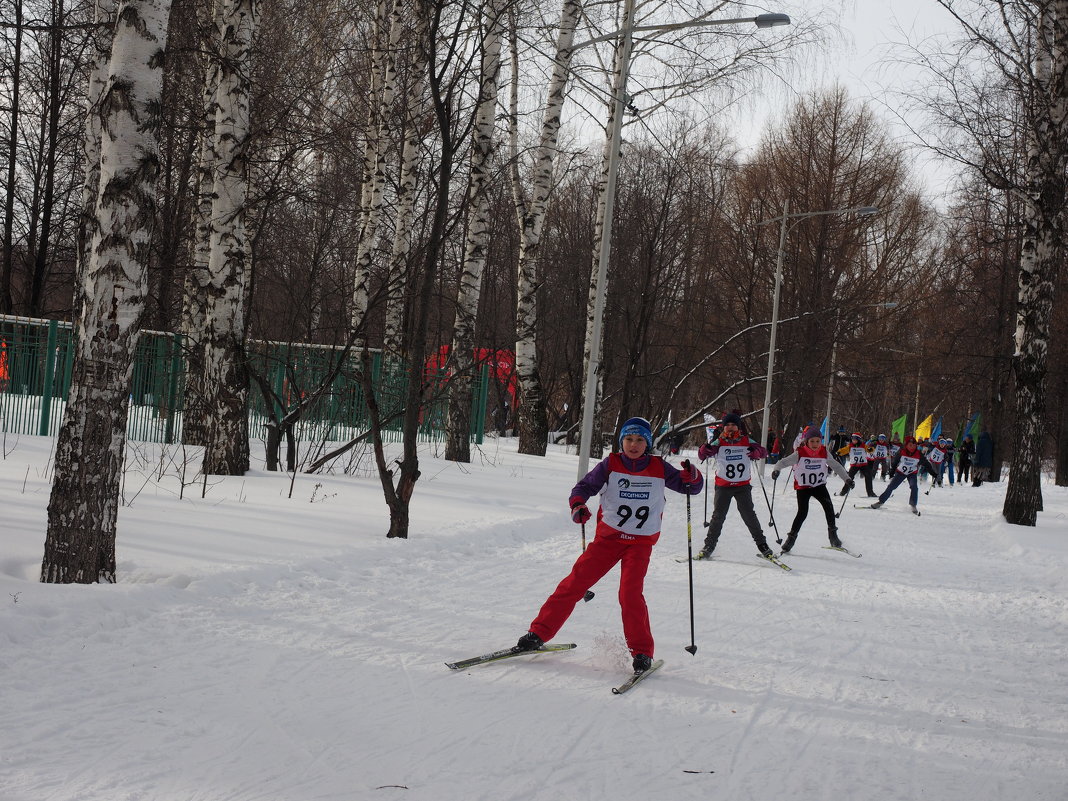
[820,416,829,440]
[931,416,943,441]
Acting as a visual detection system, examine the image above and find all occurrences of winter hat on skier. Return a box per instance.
[802,426,821,441]
[878,433,887,440]
[722,412,743,427]
[851,432,863,440]
[904,435,917,445]
[619,417,653,452]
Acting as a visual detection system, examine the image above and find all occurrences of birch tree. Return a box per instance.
[911,0,1067,525]
[508,0,582,456]
[41,0,172,584]
[350,0,404,334]
[0,0,25,314]
[444,0,509,462]
[179,0,222,448]
[72,0,117,325]
[1003,2,1067,525]
[198,0,260,476]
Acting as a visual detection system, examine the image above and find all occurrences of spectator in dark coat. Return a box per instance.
[972,430,994,486]
[958,434,975,483]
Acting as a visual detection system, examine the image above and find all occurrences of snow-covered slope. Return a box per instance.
[2,436,1065,800]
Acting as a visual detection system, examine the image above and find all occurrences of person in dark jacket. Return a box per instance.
[958,433,975,483]
[972,430,994,486]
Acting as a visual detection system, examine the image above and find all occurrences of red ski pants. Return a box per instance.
[528,534,655,657]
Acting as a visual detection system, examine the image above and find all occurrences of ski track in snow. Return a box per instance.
[1,439,1067,800]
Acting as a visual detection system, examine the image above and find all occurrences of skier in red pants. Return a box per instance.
[515,416,702,674]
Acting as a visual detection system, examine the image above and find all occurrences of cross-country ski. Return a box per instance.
[612,659,665,694]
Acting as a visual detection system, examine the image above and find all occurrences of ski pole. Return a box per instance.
[835,481,853,518]
[702,471,709,527]
[683,461,697,656]
[768,471,777,527]
[580,521,595,602]
[755,468,782,545]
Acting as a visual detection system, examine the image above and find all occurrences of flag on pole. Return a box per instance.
[915,414,933,441]
[820,416,829,440]
[891,414,907,441]
[964,412,981,439]
[931,416,943,441]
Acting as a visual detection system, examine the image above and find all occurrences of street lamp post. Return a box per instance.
[756,202,879,474]
[576,10,792,480]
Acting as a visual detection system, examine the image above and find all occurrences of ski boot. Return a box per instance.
[780,531,798,554]
[828,527,842,549]
[515,631,544,652]
[632,653,653,673]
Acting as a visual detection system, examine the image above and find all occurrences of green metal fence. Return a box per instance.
[0,314,488,448]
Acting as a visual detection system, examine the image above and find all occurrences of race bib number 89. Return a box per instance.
[716,446,751,483]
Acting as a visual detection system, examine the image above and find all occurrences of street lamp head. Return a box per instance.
[755,13,791,28]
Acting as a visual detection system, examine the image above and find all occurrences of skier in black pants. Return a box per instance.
[695,413,772,559]
[958,433,975,483]
[837,433,876,497]
[771,426,853,553]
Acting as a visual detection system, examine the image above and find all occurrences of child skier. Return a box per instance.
[771,426,853,552]
[870,434,891,480]
[870,435,937,514]
[515,417,702,674]
[927,437,950,486]
[694,413,773,560]
[837,433,875,497]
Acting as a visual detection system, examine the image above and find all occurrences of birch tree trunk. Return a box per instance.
[580,13,631,460]
[509,0,582,456]
[1,0,24,314]
[1003,3,1067,526]
[181,0,222,448]
[350,0,404,334]
[71,0,118,327]
[42,0,171,584]
[445,0,509,462]
[200,0,260,476]
[382,68,428,359]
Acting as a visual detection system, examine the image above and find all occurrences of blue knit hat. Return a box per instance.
[619,417,653,452]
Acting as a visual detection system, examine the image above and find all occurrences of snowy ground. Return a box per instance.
[2,433,1066,801]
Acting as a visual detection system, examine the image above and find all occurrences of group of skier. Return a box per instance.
[504,413,993,684]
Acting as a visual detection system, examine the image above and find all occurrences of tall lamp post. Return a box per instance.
[756,202,879,474]
[576,9,792,480]
[825,301,898,435]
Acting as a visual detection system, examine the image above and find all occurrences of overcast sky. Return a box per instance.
[723,0,965,202]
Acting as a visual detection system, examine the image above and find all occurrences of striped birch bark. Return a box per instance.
[200,0,259,476]
[351,0,404,334]
[181,0,222,447]
[382,27,430,361]
[579,22,628,460]
[510,0,582,456]
[72,0,117,326]
[42,0,172,584]
[1004,2,1068,525]
[445,0,509,462]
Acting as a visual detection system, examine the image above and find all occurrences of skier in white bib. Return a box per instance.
[771,426,853,553]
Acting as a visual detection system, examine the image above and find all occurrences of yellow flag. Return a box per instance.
[915,414,933,441]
